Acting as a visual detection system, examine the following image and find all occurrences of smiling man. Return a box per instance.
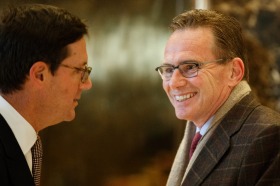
[0,4,92,186]
[155,9,280,186]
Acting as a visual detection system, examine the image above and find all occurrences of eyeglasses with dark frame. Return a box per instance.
[60,64,92,83]
[155,58,225,81]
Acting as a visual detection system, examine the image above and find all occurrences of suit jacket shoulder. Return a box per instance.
[0,115,35,186]
[183,93,280,186]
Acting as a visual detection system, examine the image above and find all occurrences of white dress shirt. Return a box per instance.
[0,95,37,172]
[196,116,214,136]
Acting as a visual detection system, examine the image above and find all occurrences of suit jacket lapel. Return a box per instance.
[0,115,34,185]
[166,121,196,186]
[182,93,260,185]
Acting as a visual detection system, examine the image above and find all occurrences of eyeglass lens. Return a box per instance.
[158,63,199,80]
[81,67,92,83]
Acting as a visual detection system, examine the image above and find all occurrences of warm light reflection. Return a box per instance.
[87,16,169,82]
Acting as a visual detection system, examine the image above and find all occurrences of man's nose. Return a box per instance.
[81,77,92,90]
[169,69,187,89]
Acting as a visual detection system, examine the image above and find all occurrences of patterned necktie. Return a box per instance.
[31,136,43,186]
[189,132,202,159]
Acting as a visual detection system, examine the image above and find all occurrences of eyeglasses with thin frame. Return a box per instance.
[60,64,92,83]
[155,58,225,81]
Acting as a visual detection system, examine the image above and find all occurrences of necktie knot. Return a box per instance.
[189,132,202,159]
[31,136,43,186]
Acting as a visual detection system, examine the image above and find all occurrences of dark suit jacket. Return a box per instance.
[182,93,280,186]
[0,115,35,186]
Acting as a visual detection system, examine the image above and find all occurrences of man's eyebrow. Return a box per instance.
[162,60,199,66]
[80,61,88,66]
[162,62,173,66]
[181,60,200,63]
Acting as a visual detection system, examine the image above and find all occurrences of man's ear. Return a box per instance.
[29,62,49,83]
[228,57,245,86]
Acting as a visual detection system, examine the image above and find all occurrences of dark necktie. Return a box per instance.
[31,136,43,186]
[189,132,202,159]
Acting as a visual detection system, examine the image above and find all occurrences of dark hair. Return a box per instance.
[170,9,249,81]
[0,4,88,94]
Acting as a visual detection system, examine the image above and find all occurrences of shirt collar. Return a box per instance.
[0,95,37,155]
[196,116,214,136]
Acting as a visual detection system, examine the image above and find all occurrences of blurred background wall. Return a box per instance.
[0,0,279,185]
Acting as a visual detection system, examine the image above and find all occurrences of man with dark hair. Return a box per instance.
[155,9,280,185]
[0,4,92,185]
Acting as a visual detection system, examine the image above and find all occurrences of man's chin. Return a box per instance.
[175,110,189,120]
[63,112,76,122]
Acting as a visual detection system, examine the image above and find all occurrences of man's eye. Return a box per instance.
[163,67,174,73]
[74,68,81,73]
[74,67,84,73]
[181,64,198,71]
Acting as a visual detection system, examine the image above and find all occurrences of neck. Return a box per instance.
[1,92,41,132]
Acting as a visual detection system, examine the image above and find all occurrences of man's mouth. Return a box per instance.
[175,92,196,102]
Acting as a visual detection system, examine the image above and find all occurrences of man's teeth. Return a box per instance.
[175,93,195,102]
